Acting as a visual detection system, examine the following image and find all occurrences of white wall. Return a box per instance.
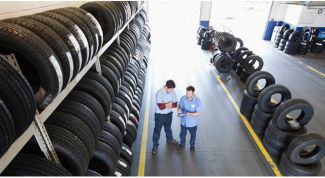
[0,1,84,20]
[297,6,325,27]
[283,4,303,25]
[199,1,212,21]
[268,2,288,21]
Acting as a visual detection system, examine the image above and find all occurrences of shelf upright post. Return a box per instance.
[33,112,60,164]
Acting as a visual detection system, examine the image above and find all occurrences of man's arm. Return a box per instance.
[186,99,202,117]
[156,91,167,110]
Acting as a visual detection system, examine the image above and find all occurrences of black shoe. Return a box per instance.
[152,146,158,155]
[167,139,178,145]
[190,145,195,152]
[177,144,185,150]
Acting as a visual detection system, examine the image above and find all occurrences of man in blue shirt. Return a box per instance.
[152,80,178,155]
[177,86,202,151]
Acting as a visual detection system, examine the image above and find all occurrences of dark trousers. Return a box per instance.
[179,125,197,146]
[152,112,174,146]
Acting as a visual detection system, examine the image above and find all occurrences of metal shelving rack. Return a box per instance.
[0,4,144,173]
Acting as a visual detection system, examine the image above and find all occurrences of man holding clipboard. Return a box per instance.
[177,86,202,152]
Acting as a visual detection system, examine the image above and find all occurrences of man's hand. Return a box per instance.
[186,112,192,117]
[177,108,182,113]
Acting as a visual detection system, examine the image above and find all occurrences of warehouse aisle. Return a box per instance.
[131,2,272,176]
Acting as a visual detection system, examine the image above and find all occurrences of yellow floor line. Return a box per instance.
[306,65,325,77]
[211,68,282,176]
[137,66,152,176]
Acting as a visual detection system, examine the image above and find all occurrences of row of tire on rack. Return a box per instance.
[273,24,323,55]
[0,1,150,176]
[196,26,265,82]
[240,71,325,176]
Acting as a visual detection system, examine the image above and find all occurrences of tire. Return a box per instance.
[243,55,264,73]
[238,50,253,65]
[264,119,307,144]
[245,71,275,97]
[279,24,290,34]
[56,100,101,143]
[85,71,115,105]
[250,105,273,137]
[101,64,120,95]
[80,2,117,43]
[129,113,139,128]
[0,22,62,109]
[273,99,313,131]
[288,31,301,42]
[100,130,121,156]
[114,97,130,118]
[46,125,89,176]
[240,90,257,121]
[240,69,252,83]
[112,103,128,124]
[214,54,234,73]
[235,37,244,49]
[257,84,291,114]
[131,105,140,122]
[116,158,131,176]
[46,111,96,158]
[234,47,248,62]
[124,75,137,93]
[26,14,82,79]
[62,7,103,54]
[0,59,36,139]
[2,153,72,176]
[66,90,106,128]
[103,121,123,145]
[287,134,325,165]
[283,29,294,40]
[58,8,100,55]
[102,53,124,79]
[50,9,95,61]
[215,32,237,52]
[120,143,133,165]
[121,80,135,98]
[279,151,321,176]
[110,110,126,136]
[39,12,89,68]
[236,64,244,76]
[117,90,133,111]
[5,17,74,89]
[88,141,118,176]
[76,78,112,117]
[123,120,138,147]
[86,169,101,176]
[101,58,122,81]
[0,99,15,157]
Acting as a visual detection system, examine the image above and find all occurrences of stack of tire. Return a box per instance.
[233,47,264,82]
[0,6,108,110]
[200,27,215,50]
[263,98,313,163]
[240,71,275,122]
[279,134,325,176]
[87,8,150,177]
[310,37,324,53]
[278,29,293,51]
[197,26,207,45]
[210,37,243,74]
[0,59,36,158]
[273,24,290,48]
[299,27,313,55]
[251,83,292,138]
[284,31,301,55]
[1,1,149,176]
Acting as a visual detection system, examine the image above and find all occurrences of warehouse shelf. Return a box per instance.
[0,4,144,174]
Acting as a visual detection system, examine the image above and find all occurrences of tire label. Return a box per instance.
[118,160,127,168]
[49,55,63,92]
[68,35,82,71]
[122,145,132,156]
[66,51,74,83]
[0,53,22,74]
[114,171,122,176]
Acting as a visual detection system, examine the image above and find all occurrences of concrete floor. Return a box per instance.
[130,2,325,176]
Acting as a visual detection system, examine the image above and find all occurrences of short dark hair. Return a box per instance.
[165,80,176,89]
[186,86,195,92]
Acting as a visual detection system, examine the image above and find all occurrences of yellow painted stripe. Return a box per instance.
[306,65,325,77]
[211,68,282,176]
[137,66,152,176]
